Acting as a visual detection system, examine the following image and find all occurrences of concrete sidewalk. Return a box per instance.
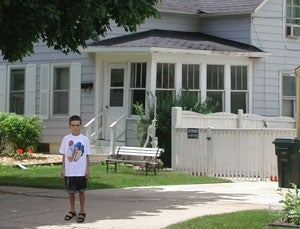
[0,180,283,229]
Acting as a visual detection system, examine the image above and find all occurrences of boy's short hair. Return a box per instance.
[69,115,82,125]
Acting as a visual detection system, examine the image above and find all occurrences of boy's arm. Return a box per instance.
[61,155,65,177]
[85,155,90,178]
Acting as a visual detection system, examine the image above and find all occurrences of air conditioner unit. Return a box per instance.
[287,24,300,37]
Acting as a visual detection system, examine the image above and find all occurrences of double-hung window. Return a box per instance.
[10,68,25,114]
[282,74,296,117]
[286,0,300,37]
[130,62,147,114]
[40,62,81,119]
[156,63,175,98]
[206,65,224,112]
[182,64,200,98]
[0,65,36,115]
[53,67,69,115]
[231,66,248,114]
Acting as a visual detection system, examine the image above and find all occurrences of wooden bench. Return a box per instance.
[105,146,164,175]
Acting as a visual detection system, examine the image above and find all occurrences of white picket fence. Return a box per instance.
[171,107,296,180]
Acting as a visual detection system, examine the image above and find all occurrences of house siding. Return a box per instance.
[251,0,300,116]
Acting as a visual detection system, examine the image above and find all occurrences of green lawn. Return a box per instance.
[165,209,286,229]
[0,162,230,189]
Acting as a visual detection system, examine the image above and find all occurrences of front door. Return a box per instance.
[104,63,128,140]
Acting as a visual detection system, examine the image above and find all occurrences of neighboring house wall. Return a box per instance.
[251,0,300,117]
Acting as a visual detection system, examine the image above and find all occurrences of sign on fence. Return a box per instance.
[187,128,198,139]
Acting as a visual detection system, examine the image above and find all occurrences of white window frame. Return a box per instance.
[281,71,296,117]
[155,62,176,97]
[230,65,249,114]
[286,0,300,37]
[0,64,36,115]
[181,63,201,98]
[40,62,81,119]
[206,64,225,112]
[129,62,147,115]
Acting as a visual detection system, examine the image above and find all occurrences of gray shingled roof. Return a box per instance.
[89,29,264,54]
[156,0,265,14]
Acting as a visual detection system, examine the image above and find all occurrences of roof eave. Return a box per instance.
[81,46,270,58]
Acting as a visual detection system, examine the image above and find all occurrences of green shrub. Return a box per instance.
[0,112,43,155]
[0,112,10,154]
[133,102,151,147]
[280,183,300,225]
[135,90,215,168]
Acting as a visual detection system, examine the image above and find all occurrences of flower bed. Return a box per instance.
[0,153,62,165]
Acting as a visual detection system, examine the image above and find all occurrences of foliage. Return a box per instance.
[0,113,43,155]
[0,112,9,154]
[134,91,215,167]
[157,91,215,167]
[279,183,300,225]
[133,102,151,146]
[0,163,230,189]
[0,0,161,62]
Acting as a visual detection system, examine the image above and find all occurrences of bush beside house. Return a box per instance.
[0,112,43,157]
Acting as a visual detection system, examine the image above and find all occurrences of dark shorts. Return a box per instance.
[64,176,87,194]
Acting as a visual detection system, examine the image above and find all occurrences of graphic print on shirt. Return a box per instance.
[67,140,85,162]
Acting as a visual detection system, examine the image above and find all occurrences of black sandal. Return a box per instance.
[77,212,86,223]
[64,211,76,221]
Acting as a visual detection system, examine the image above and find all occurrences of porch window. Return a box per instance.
[231,66,248,114]
[10,68,25,114]
[130,63,146,114]
[286,0,300,37]
[110,68,124,107]
[156,63,175,98]
[282,74,296,117]
[182,64,200,98]
[206,65,224,112]
[53,67,69,115]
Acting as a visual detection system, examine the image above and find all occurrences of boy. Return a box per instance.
[60,115,90,223]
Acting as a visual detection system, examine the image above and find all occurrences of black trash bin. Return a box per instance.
[273,137,300,188]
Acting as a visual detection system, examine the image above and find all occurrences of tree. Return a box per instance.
[0,0,160,62]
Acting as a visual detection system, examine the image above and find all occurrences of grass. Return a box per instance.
[0,162,230,189]
[165,209,287,229]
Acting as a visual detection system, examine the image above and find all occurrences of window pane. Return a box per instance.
[231,92,247,114]
[231,66,247,90]
[282,99,294,117]
[10,93,24,114]
[110,89,123,107]
[10,69,25,114]
[54,68,69,90]
[53,92,69,114]
[156,63,175,89]
[207,65,224,89]
[111,69,124,87]
[131,90,146,114]
[11,69,25,91]
[131,63,146,88]
[207,91,223,112]
[182,64,200,90]
[283,75,296,96]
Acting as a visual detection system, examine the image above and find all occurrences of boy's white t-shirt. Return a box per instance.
[59,134,91,177]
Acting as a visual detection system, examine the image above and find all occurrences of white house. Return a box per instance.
[0,0,299,155]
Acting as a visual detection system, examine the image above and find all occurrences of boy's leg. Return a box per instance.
[69,193,76,213]
[79,191,85,213]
